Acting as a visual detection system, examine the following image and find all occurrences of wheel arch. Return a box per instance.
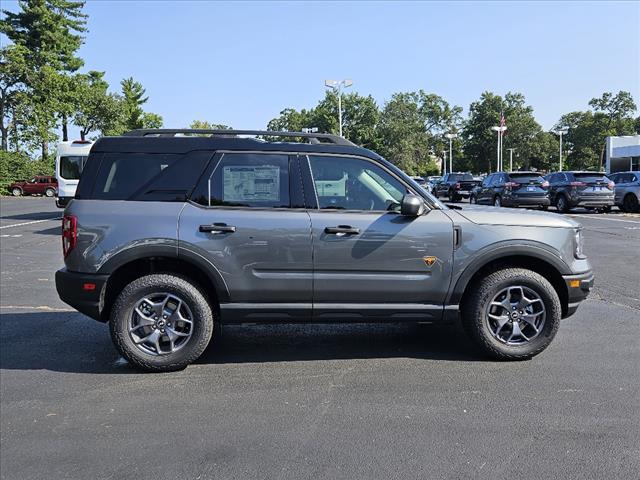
[97,247,229,323]
[450,247,570,317]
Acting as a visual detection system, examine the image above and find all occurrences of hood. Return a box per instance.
[453,205,580,228]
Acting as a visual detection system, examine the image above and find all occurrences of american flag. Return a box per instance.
[499,111,506,129]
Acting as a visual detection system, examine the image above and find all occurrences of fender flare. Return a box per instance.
[447,241,571,305]
[97,243,230,303]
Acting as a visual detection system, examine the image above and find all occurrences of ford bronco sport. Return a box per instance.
[55,129,594,372]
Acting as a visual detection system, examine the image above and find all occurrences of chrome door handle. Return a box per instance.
[324,225,360,235]
[199,223,236,233]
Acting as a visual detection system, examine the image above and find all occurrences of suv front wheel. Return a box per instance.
[110,274,214,372]
[461,268,561,360]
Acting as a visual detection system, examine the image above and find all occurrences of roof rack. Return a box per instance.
[123,129,357,147]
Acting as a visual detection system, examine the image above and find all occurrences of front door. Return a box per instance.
[303,154,454,322]
[179,152,313,323]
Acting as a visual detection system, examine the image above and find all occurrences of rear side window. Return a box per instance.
[60,156,87,180]
[87,152,211,201]
[192,153,291,208]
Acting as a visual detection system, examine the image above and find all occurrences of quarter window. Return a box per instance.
[307,155,407,211]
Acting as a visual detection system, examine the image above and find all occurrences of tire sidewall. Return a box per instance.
[12,188,21,196]
[110,274,214,371]
[45,188,55,197]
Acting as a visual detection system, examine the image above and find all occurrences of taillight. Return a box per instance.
[570,182,586,188]
[541,181,550,189]
[455,182,461,190]
[505,182,519,190]
[607,181,615,190]
[62,215,77,258]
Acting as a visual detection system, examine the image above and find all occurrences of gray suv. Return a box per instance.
[55,129,594,372]
[607,171,640,212]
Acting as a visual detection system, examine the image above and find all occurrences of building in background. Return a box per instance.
[605,135,640,173]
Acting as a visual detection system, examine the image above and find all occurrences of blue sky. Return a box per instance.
[3,1,639,136]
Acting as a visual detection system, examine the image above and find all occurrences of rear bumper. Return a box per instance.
[572,196,614,208]
[562,270,595,318]
[55,268,109,322]
[504,195,550,206]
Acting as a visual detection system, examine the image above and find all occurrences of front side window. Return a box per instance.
[308,155,407,211]
[197,153,290,208]
[60,156,88,180]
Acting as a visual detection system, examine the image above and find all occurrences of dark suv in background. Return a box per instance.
[607,171,640,212]
[470,171,550,209]
[545,171,614,213]
[433,172,480,202]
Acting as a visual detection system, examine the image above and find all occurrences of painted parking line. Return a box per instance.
[0,217,61,230]
[0,234,22,238]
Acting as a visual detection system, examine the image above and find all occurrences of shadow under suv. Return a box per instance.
[55,129,594,372]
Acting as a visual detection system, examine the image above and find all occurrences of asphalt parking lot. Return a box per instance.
[1,197,639,480]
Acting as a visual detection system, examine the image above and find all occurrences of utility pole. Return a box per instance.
[445,133,457,174]
[491,126,507,171]
[554,129,568,171]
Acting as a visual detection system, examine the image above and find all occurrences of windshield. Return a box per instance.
[60,155,88,180]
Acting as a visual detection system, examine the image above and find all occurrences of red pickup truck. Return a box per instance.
[8,176,58,197]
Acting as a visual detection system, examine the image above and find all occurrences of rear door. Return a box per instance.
[302,154,454,322]
[477,174,494,204]
[179,152,313,322]
[572,172,613,200]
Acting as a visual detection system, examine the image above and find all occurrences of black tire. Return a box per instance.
[623,194,639,213]
[461,268,561,360]
[469,195,477,204]
[599,206,611,214]
[109,274,214,372]
[540,205,548,211]
[45,188,55,197]
[448,190,458,202]
[11,187,22,196]
[493,195,502,207]
[556,194,569,213]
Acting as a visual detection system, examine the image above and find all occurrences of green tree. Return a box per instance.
[0,45,29,150]
[72,71,124,140]
[555,91,637,170]
[119,77,163,131]
[1,0,87,157]
[378,90,461,175]
[189,120,231,130]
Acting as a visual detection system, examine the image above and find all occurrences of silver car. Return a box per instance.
[608,171,640,212]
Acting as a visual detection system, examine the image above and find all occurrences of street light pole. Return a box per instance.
[507,148,516,172]
[491,126,507,171]
[554,129,568,171]
[445,133,457,174]
[325,79,353,138]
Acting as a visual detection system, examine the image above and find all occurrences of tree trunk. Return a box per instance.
[41,141,48,160]
[80,130,86,141]
[61,114,69,142]
[0,96,7,151]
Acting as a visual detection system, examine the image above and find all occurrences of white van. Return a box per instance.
[55,140,93,208]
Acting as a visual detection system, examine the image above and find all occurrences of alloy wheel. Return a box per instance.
[129,292,194,356]
[485,285,546,345]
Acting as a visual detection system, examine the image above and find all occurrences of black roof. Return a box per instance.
[91,129,379,159]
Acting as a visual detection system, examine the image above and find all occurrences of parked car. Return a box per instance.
[470,172,550,209]
[426,176,442,194]
[545,171,614,213]
[607,171,640,212]
[433,172,480,202]
[8,175,57,197]
[411,176,428,189]
[56,128,593,372]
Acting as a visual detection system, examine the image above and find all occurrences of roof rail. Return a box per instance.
[122,129,357,147]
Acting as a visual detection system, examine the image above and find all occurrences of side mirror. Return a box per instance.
[400,193,424,217]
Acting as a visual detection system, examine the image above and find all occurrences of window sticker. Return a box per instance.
[222,165,280,202]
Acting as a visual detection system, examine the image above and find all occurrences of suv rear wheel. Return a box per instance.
[622,193,639,213]
[556,194,569,213]
[461,268,561,360]
[109,274,214,372]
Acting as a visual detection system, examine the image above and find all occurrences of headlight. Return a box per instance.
[574,228,586,259]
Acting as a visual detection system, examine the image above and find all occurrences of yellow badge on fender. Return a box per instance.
[423,256,437,267]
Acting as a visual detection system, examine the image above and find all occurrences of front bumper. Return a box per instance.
[55,268,109,322]
[562,270,595,318]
